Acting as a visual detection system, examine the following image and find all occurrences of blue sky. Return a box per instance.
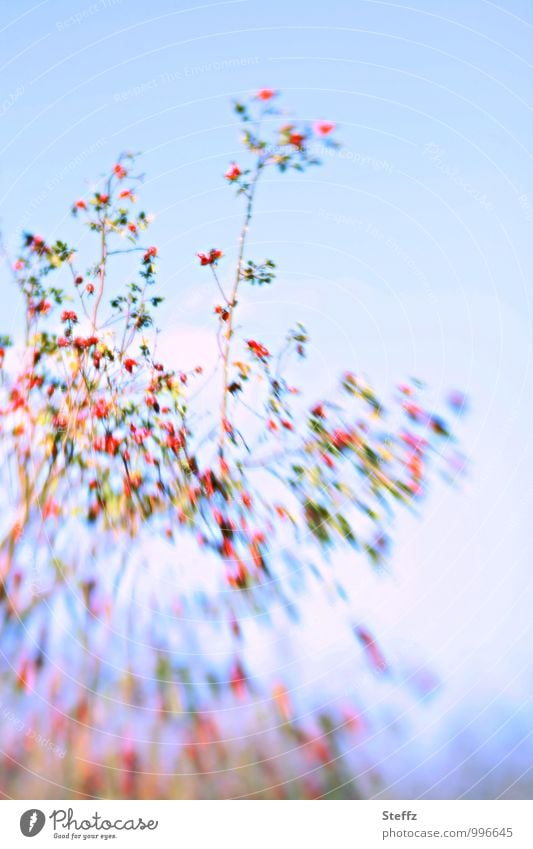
[1,0,532,796]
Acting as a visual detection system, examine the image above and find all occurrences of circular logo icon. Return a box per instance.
[20,810,46,837]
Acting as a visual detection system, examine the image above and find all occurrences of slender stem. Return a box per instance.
[107,247,146,257]
[68,263,91,323]
[219,160,264,453]
[91,175,112,331]
[210,265,230,305]
[92,220,107,331]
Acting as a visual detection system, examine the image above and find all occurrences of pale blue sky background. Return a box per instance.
[1,0,532,797]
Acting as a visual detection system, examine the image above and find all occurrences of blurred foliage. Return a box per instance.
[0,91,465,799]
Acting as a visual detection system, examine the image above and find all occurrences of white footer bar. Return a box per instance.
[2,800,532,847]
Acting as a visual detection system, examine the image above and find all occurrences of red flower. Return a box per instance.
[313,120,336,136]
[13,259,24,271]
[93,398,110,419]
[61,310,78,323]
[331,428,352,449]
[114,163,127,179]
[401,431,426,452]
[53,415,68,430]
[144,246,157,262]
[128,222,137,233]
[215,305,229,321]
[247,339,270,360]
[75,199,86,209]
[119,189,133,199]
[355,627,388,673]
[98,194,109,204]
[124,358,137,373]
[132,425,150,445]
[93,435,118,455]
[75,275,83,285]
[86,283,94,294]
[311,403,326,418]
[229,661,247,699]
[197,249,223,266]
[256,88,275,101]
[203,469,214,499]
[105,434,121,455]
[36,299,51,314]
[57,337,70,348]
[288,132,305,149]
[321,452,334,469]
[166,434,183,451]
[30,234,46,254]
[403,401,424,422]
[224,163,241,181]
